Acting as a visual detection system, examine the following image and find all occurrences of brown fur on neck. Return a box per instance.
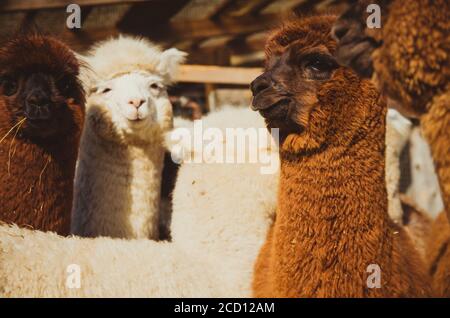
[423,92,450,296]
[253,16,431,298]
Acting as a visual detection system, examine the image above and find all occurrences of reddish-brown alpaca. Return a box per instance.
[0,34,85,235]
[251,16,431,297]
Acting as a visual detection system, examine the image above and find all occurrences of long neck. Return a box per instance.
[74,124,165,239]
[273,113,391,297]
[421,92,450,220]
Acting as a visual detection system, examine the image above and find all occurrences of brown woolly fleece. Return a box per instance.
[426,211,450,297]
[252,16,431,297]
[372,0,450,296]
[400,195,432,261]
[373,0,450,216]
[0,34,85,235]
[333,0,449,296]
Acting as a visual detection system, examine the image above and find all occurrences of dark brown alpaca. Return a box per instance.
[250,15,430,297]
[0,34,85,235]
[332,0,449,297]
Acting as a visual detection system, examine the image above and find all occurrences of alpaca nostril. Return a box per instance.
[250,75,271,96]
[27,94,50,107]
[129,99,145,108]
[331,22,349,41]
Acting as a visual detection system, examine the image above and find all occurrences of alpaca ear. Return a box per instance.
[157,48,187,82]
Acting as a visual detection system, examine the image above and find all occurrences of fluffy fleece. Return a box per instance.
[71,37,185,239]
[252,15,430,297]
[333,0,449,296]
[385,109,412,223]
[0,34,85,235]
[0,106,278,297]
[426,211,450,297]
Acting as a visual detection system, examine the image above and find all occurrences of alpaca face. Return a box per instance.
[0,35,85,139]
[91,72,172,139]
[251,16,377,153]
[331,0,389,78]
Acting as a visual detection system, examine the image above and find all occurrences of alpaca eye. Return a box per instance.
[59,80,72,95]
[1,77,18,96]
[102,88,112,94]
[150,83,159,90]
[303,55,338,80]
[307,60,328,72]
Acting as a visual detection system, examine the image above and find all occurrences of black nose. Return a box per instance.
[331,21,349,41]
[250,74,271,97]
[25,92,51,120]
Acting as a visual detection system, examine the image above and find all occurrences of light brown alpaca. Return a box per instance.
[251,15,430,297]
[332,0,449,297]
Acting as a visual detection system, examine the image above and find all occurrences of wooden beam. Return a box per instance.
[146,13,281,42]
[171,0,231,22]
[221,0,274,17]
[0,0,152,12]
[176,65,262,85]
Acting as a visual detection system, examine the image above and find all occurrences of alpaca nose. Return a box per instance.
[331,21,349,41]
[250,74,271,97]
[129,98,145,109]
[27,92,50,107]
[25,92,51,120]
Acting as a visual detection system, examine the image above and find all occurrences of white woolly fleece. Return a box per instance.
[0,106,278,297]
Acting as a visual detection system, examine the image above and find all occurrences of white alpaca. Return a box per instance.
[0,107,278,297]
[71,36,186,239]
[0,105,414,297]
[385,108,412,224]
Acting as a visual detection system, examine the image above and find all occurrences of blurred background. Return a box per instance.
[0,0,351,117]
[0,0,443,218]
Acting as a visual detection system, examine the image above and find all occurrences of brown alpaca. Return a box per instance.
[0,34,85,235]
[250,15,430,297]
[332,0,449,297]
[426,211,450,297]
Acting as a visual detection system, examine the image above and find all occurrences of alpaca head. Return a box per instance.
[331,0,389,78]
[0,34,85,139]
[332,1,448,118]
[89,71,173,140]
[83,36,186,142]
[251,15,381,154]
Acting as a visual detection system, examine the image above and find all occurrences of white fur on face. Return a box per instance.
[95,72,169,131]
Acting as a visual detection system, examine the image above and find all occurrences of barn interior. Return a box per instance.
[0,0,351,117]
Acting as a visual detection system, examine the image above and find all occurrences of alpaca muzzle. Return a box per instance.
[25,100,52,121]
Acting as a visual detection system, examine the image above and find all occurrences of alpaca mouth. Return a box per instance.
[256,98,291,119]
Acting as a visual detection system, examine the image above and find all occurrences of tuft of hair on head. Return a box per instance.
[157,48,187,84]
[82,35,187,88]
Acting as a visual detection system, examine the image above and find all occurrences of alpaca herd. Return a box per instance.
[0,0,449,298]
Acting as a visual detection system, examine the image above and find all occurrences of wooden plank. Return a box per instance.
[146,13,280,42]
[171,0,230,21]
[82,3,130,29]
[0,0,152,12]
[176,65,262,85]
[260,0,307,15]
[198,35,233,49]
[221,0,273,17]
